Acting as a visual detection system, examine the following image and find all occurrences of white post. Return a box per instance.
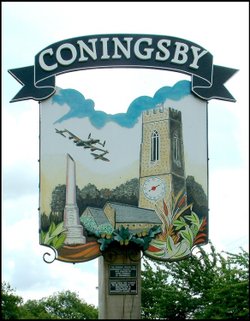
[63,154,86,244]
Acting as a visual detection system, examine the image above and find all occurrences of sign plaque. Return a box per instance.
[109,280,137,295]
[109,264,138,294]
[109,264,137,278]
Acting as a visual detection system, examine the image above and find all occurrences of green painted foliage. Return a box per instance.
[97,225,162,252]
[41,222,67,249]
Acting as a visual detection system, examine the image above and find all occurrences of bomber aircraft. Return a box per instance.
[55,128,109,161]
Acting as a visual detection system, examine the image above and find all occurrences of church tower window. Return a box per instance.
[173,131,181,167]
[151,130,159,161]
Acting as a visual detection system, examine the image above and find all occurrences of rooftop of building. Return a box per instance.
[82,201,162,225]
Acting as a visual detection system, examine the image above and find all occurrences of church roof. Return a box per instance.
[105,202,162,224]
[83,202,162,226]
[84,207,110,225]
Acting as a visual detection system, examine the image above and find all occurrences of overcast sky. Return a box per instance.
[2,2,249,307]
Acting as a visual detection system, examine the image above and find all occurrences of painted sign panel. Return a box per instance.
[9,34,237,264]
[39,79,208,263]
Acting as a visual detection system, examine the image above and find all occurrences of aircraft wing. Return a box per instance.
[90,146,107,152]
[91,152,110,162]
[55,128,66,137]
[100,156,110,162]
[65,129,83,143]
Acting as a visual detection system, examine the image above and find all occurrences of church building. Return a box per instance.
[139,105,187,210]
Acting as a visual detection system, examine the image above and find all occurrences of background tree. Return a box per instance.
[48,178,140,221]
[79,183,103,210]
[2,242,248,320]
[141,241,249,319]
[141,261,196,319]
[50,185,82,212]
[50,184,66,214]
[80,183,100,200]
[4,290,98,320]
[1,282,23,319]
[100,187,112,200]
[186,175,208,218]
[111,178,139,205]
[18,299,52,319]
[41,290,98,319]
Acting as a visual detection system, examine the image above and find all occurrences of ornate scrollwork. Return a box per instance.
[128,248,144,262]
[102,242,143,263]
[43,246,57,264]
[103,248,119,263]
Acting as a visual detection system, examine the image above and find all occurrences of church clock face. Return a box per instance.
[143,177,166,201]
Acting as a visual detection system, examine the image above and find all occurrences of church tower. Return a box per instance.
[139,105,186,210]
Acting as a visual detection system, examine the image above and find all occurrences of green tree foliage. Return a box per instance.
[186,175,208,218]
[111,178,139,205]
[1,287,98,320]
[2,243,248,319]
[22,290,98,319]
[80,183,100,200]
[1,282,23,319]
[49,178,140,218]
[50,185,83,215]
[79,183,104,211]
[50,184,66,214]
[19,299,52,319]
[40,212,51,232]
[48,176,205,222]
[141,241,249,319]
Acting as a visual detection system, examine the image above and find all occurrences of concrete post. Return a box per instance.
[98,246,141,319]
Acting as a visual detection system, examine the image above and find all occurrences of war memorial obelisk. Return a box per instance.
[63,154,86,244]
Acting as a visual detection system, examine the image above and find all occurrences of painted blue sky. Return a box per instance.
[52,80,191,128]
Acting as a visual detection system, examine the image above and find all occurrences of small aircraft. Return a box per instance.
[91,151,110,162]
[54,128,110,161]
[85,133,106,148]
[65,130,106,148]
[55,128,67,137]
